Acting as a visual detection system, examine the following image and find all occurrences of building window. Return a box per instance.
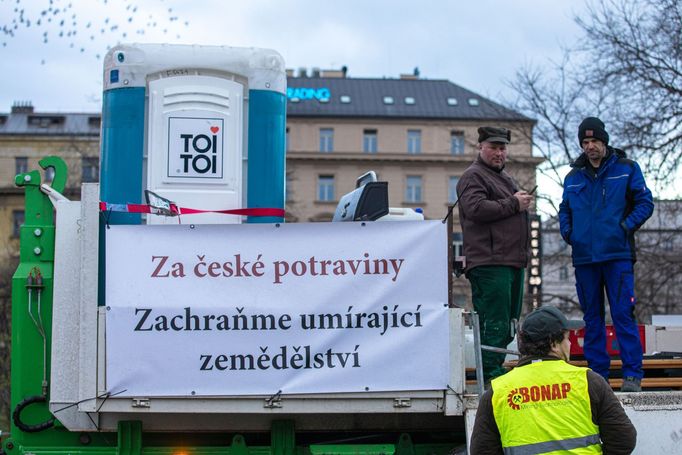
[407,129,421,154]
[28,115,65,127]
[447,97,458,106]
[15,157,28,175]
[452,232,464,257]
[319,128,334,153]
[448,176,460,204]
[340,95,351,103]
[383,96,394,105]
[404,96,416,105]
[12,210,25,238]
[405,175,422,203]
[88,116,101,127]
[81,157,99,183]
[317,175,335,201]
[450,131,465,155]
[363,129,378,153]
[559,266,569,281]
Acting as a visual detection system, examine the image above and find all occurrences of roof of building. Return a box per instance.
[1,75,530,134]
[286,76,531,121]
[0,105,100,136]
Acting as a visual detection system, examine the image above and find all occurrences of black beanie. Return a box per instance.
[578,117,609,145]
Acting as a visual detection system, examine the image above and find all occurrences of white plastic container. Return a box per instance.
[377,207,425,221]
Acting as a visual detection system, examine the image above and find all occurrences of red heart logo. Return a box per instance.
[210,126,219,134]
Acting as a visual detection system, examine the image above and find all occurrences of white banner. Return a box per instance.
[105,221,450,396]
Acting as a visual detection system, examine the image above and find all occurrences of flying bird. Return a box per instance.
[1,0,189,64]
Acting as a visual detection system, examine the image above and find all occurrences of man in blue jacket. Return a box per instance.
[559,117,654,392]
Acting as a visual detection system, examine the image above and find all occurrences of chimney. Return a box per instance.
[320,69,346,78]
[12,101,34,114]
[400,67,421,80]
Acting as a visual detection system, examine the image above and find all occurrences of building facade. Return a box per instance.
[284,72,539,224]
[0,102,100,260]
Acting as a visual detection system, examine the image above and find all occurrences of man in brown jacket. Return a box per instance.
[456,126,533,383]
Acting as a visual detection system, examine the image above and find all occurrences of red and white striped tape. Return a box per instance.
[99,202,285,218]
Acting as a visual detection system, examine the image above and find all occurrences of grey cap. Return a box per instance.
[478,126,511,144]
[522,306,584,342]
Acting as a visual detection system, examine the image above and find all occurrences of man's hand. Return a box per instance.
[514,191,533,211]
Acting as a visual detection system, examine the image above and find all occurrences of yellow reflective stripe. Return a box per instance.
[503,434,601,455]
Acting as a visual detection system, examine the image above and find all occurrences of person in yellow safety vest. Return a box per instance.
[470,306,637,454]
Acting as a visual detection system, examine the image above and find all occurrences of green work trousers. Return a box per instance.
[467,265,525,382]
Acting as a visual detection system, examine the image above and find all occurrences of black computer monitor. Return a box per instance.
[332,182,389,222]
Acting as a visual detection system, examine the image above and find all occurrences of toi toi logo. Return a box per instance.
[179,129,219,174]
[167,117,224,179]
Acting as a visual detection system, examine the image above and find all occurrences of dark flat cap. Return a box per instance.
[478,126,511,144]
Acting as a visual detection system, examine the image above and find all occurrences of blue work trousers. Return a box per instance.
[574,260,643,379]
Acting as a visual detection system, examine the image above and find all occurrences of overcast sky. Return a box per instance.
[1,0,583,113]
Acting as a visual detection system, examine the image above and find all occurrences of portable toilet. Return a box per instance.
[100,43,286,224]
